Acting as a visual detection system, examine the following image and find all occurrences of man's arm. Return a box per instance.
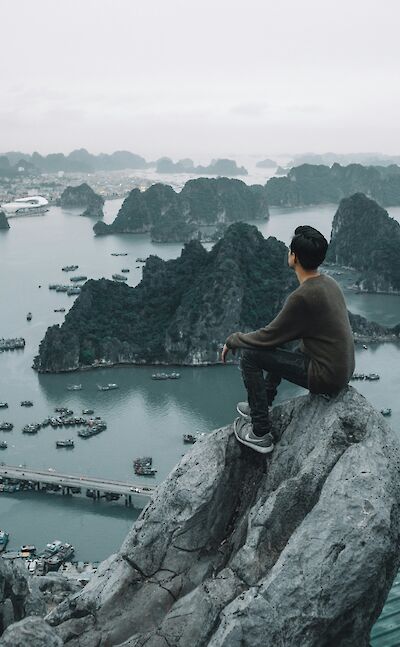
[225,292,308,353]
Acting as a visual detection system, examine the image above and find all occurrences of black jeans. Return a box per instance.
[240,346,310,436]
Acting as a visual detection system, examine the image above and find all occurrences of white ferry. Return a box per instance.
[0,195,49,217]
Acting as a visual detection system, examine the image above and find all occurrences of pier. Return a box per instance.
[0,464,155,507]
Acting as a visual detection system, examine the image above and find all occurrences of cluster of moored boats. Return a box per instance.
[48,284,82,295]
[0,407,107,444]
[151,372,181,380]
[133,457,157,476]
[0,337,25,351]
[2,538,75,574]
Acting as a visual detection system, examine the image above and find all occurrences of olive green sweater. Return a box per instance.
[226,274,355,393]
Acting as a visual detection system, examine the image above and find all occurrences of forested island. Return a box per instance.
[256,158,277,168]
[34,222,399,373]
[265,163,400,206]
[59,183,104,218]
[156,157,248,175]
[93,177,269,242]
[327,193,400,293]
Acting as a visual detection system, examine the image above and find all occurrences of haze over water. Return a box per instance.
[0,200,399,561]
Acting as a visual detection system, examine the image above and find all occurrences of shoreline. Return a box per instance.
[34,335,400,374]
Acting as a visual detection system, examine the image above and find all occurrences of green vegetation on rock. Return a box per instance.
[93,177,269,242]
[34,223,295,371]
[326,193,400,293]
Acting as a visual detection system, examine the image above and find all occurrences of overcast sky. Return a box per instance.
[1,0,399,159]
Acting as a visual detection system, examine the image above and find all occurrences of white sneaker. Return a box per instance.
[233,417,274,454]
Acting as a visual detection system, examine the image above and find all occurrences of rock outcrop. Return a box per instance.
[326,193,400,293]
[42,388,400,646]
[0,212,9,229]
[256,158,277,168]
[59,183,104,218]
[33,223,296,371]
[265,162,400,207]
[0,556,82,638]
[0,616,62,646]
[93,178,268,242]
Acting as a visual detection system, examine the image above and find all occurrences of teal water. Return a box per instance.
[0,201,399,561]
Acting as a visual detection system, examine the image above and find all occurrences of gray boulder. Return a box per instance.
[46,387,400,646]
[0,616,62,646]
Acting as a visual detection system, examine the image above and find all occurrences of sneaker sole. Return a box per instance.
[233,419,274,455]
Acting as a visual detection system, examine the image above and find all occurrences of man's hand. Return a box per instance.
[221,343,235,363]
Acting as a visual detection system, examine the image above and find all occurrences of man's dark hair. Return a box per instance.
[290,225,328,270]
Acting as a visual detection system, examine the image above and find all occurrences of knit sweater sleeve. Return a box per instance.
[225,292,307,350]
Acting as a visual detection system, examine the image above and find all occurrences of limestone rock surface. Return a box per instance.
[45,388,400,646]
[0,616,62,646]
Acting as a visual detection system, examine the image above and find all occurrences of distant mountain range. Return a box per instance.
[1,149,149,174]
[0,150,248,176]
[155,157,248,175]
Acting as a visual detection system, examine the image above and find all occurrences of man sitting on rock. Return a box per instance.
[221,225,355,454]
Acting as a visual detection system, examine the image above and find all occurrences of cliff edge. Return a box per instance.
[37,388,400,647]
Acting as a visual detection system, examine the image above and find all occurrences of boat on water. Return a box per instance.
[21,545,36,553]
[66,384,82,391]
[56,439,74,448]
[0,441,7,449]
[0,403,8,408]
[0,422,13,430]
[112,273,128,281]
[350,372,380,381]
[54,308,66,313]
[55,407,73,414]
[134,465,157,476]
[121,268,130,273]
[22,423,40,434]
[70,275,87,283]
[21,400,33,407]
[78,427,102,438]
[0,530,9,552]
[0,195,49,217]
[111,252,128,256]
[67,287,81,295]
[136,257,146,262]
[62,265,79,272]
[133,456,152,467]
[380,408,392,416]
[97,383,119,391]
[151,372,181,380]
[82,409,94,415]
[26,312,32,321]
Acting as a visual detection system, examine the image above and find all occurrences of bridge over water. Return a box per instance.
[0,464,155,506]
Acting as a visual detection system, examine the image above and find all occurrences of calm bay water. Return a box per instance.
[0,200,399,561]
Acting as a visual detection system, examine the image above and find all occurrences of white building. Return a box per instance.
[0,196,49,217]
